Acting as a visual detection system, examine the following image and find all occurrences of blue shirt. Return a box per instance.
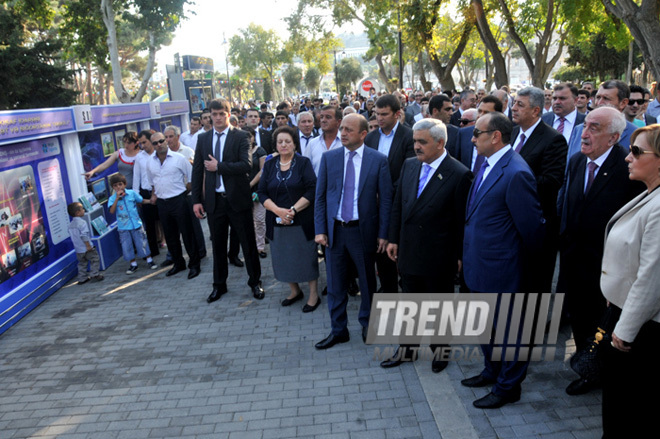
[108,189,143,231]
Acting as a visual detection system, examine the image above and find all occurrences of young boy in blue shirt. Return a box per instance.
[67,202,104,284]
[108,174,157,274]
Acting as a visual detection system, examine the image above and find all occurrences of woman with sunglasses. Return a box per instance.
[599,123,660,438]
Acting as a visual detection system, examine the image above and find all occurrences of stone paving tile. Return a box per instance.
[0,224,604,438]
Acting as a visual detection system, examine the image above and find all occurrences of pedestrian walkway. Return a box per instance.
[0,237,603,438]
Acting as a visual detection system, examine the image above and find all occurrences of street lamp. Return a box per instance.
[222,34,232,105]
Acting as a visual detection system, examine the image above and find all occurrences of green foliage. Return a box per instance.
[0,2,77,109]
[283,65,304,93]
[304,66,321,94]
[564,33,641,81]
[336,57,363,89]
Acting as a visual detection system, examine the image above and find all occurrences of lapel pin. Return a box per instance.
[437,173,443,180]
[603,172,608,176]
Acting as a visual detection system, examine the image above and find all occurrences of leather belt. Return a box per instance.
[335,219,359,228]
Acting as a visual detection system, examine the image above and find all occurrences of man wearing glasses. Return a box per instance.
[625,85,657,127]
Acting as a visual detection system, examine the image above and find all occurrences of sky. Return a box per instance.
[155,0,346,76]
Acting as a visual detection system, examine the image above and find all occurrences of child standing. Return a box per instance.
[108,174,157,274]
[67,202,104,284]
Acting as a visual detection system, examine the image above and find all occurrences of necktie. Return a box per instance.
[302,136,310,153]
[472,153,485,174]
[557,117,566,134]
[215,132,224,190]
[341,151,357,222]
[514,133,526,153]
[585,161,598,194]
[417,164,432,198]
[467,160,489,211]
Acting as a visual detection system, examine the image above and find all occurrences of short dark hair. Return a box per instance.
[209,98,231,112]
[191,116,201,124]
[272,126,301,154]
[275,110,288,119]
[554,83,578,97]
[479,95,503,112]
[67,202,84,217]
[260,111,272,120]
[241,126,256,145]
[428,94,451,114]
[375,94,401,113]
[321,105,343,121]
[485,112,513,144]
[109,173,127,187]
[629,84,645,95]
[577,89,591,99]
[138,129,154,140]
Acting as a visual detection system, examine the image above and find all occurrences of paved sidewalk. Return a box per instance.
[0,235,603,438]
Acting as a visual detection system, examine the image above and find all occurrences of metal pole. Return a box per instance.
[398,7,403,90]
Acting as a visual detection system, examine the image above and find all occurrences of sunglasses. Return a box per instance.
[459,119,475,125]
[628,99,648,106]
[153,139,167,145]
[472,128,495,137]
[630,144,656,158]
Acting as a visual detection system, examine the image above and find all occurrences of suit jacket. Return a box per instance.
[449,109,463,127]
[314,146,393,251]
[364,123,415,187]
[389,156,472,276]
[455,125,476,170]
[601,188,660,342]
[445,124,459,159]
[511,121,567,221]
[557,144,644,293]
[463,148,545,294]
[404,103,422,127]
[644,114,657,125]
[257,128,273,154]
[541,110,586,142]
[191,127,252,215]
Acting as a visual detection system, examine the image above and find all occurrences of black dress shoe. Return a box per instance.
[187,267,200,279]
[251,283,265,300]
[432,360,449,373]
[302,298,321,313]
[166,265,186,276]
[259,251,267,258]
[348,279,359,296]
[566,378,600,396]
[161,259,174,267]
[461,374,496,388]
[362,326,368,343]
[207,288,226,303]
[315,333,350,350]
[282,290,303,306]
[229,257,244,267]
[380,347,413,368]
[473,391,520,409]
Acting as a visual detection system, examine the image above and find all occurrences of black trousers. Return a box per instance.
[185,194,207,257]
[156,192,200,269]
[208,193,261,289]
[139,188,160,257]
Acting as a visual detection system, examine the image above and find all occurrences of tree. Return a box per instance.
[283,65,304,95]
[100,0,191,103]
[304,66,322,95]
[598,0,660,84]
[336,57,363,93]
[471,0,509,88]
[0,1,77,109]
[228,23,291,102]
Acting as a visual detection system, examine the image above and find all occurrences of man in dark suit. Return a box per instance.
[296,111,318,156]
[542,83,586,145]
[314,113,393,350]
[557,106,645,395]
[380,118,472,372]
[192,98,265,302]
[427,94,458,157]
[461,112,545,409]
[245,108,274,154]
[449,89,477,126]
[455,95,502,172]
[511,86,567,294]
[364,94,415,295]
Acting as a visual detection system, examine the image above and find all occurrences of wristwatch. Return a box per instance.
[290,206,297,214]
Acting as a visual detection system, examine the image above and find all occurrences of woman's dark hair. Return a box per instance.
[272,125,301,154]
[241,126,256,146]
[122,131,139,143]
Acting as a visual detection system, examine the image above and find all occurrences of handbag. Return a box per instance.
[569,305,622,382]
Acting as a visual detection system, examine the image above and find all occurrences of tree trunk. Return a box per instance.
[86,62,94,105]
[472,0,509,88]
[375,53,396,92]
[101,0,129,103]
[601,0,660,84]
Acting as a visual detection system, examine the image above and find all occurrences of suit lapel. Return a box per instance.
[466,150,508,219]
[410,158,455,217]
[518,123,544,158]
[585,145,622,201]
[221,128,233,161]
[358,147,373,197]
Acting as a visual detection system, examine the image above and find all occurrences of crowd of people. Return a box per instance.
[70,80,660,435]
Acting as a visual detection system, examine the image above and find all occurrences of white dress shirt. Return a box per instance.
[377,122,399,157]
[552,109,578,143]
[132,150,155,192]
[583,146,613,192]
[481,145,512,187]
[418,151,447,195]
[180,130,200,150]
[147,149,191,199]
[170,144,194,161]
[305,132,342,176]
[514,118,542,152]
